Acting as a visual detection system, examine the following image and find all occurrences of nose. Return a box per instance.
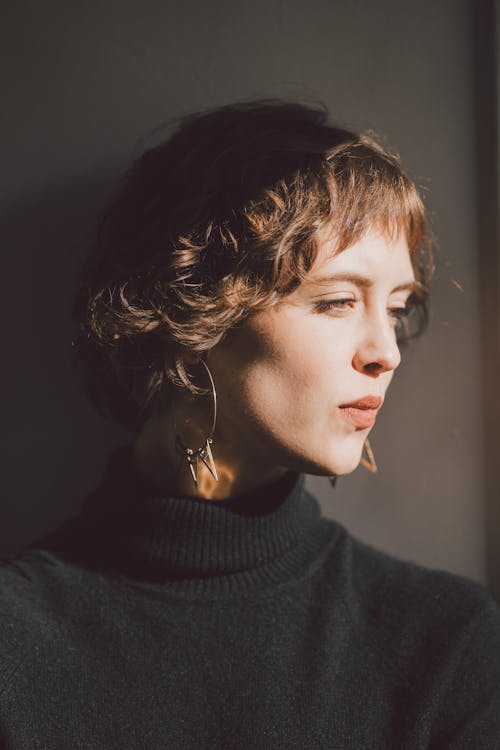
[352,312,401,377]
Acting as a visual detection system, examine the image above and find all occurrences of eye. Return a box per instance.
[388,306,410,325]
[314,298,355,314]
[389,306,413,341]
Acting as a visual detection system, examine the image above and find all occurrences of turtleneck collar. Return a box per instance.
[33,444,336,596]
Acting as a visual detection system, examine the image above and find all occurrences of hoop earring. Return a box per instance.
[360,438,378,474]
[173,359,219,488]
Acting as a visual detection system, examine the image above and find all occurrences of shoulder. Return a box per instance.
[0,547,110,621]
[323,519,500,649]
[322,522,500,741]
[0,553,57,689]
[0,550,107,686]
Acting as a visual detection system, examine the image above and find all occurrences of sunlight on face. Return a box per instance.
[209,228,416,477]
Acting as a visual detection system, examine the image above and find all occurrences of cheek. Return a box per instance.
[224,314,346,428]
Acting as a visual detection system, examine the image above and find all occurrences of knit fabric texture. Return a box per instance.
[0,443,499,749]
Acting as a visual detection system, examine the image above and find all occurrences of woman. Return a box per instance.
[1,100,499,748]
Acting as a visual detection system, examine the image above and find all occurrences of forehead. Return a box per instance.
[307,227,415,284]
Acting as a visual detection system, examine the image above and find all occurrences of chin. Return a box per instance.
[322,439,367,476]
[282,430,369,477]
[328,458,362,477]
[297,447,364,478]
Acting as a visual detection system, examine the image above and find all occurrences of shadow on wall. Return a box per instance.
[1,174,130,558]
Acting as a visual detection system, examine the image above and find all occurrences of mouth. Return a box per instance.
[338,395,382,429]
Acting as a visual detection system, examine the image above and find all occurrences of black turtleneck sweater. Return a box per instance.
[1,444,499,749]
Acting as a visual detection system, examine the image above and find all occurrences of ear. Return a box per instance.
[181,349,201,366]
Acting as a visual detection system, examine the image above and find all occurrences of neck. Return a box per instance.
[131,410,289,502]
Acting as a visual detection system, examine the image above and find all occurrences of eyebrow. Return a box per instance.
[308,272,418,295]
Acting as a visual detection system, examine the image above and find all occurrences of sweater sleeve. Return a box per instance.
[429,595,500,749]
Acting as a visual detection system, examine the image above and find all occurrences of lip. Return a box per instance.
[338,395,382,429]
[339,396,382,409]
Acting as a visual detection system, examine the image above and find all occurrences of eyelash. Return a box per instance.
[315,298,410,325]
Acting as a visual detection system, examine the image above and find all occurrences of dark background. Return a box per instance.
[1,1,499,595]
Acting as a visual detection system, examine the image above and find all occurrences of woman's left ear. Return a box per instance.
[181,349,202,366]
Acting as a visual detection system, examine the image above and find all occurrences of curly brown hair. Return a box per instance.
[71,99,434,433]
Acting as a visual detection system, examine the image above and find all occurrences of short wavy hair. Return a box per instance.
[71,99,434,433]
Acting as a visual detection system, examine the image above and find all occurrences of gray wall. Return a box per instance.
[1,1,495,591]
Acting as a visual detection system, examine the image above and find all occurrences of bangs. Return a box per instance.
[323,139,430,259]
[257,137,433,300]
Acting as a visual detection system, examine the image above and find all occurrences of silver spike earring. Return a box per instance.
[173,358,219,488]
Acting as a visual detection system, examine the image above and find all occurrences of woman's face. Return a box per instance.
[208,227,416,478]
